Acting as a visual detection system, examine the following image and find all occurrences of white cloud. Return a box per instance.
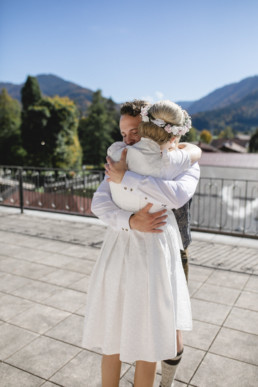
[155,91,164,100]
[141,96,154,103]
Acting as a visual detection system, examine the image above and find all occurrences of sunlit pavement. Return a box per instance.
[0,207,257,387]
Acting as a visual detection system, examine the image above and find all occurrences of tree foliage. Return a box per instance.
[78,90,118,166]
[181,126,199,143]
[21,76,82,168]
[21,76,41,110]
[200,129,212,144]
[218,126,234,139]
[0,88,26,165]
[249,128,258,153]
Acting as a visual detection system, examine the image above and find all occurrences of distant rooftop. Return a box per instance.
[199,152,258,168]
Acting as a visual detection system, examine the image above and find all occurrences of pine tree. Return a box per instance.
[21,76,41,110]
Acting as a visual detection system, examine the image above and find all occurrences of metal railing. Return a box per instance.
[0,166,258,238]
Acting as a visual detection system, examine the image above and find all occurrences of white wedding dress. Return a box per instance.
[82,138,192,363]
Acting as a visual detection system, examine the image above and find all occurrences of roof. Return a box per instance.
[199,152,258,168]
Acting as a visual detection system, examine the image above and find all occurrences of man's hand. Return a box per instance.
[105,148,128,183]
[129,203,167,233]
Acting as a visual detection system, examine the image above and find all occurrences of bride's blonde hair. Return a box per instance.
[138,100,188,145]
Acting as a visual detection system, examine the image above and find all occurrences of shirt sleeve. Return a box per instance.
[91,177,133,231]
[121,162,200,209]
[163,148,191,180]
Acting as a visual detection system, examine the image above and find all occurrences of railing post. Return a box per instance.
[18,167,24,214]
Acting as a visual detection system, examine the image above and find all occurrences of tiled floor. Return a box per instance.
[0,208,258,386]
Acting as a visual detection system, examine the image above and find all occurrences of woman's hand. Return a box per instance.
[105,149,127,183]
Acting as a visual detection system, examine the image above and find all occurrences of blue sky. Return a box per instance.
[0,0,258,103]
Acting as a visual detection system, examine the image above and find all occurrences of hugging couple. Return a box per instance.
[83,99,200,387]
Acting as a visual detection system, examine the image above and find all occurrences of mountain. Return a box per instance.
[188,75,258,114]
[192,89,258,133]
[0,74,95,113]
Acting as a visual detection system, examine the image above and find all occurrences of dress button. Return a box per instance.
[122,228,124,231]
[125,229,128,231]
[145,197,148,200]
[130,188,133,191]
[124,187,127,190]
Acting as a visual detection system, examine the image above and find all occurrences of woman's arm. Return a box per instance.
[178,142,202,163]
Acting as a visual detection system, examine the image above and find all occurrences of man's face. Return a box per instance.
[120,114,141,145]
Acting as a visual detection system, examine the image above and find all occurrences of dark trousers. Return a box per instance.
[180,248,189,283]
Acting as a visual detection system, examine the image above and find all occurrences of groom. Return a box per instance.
[91,100,200,387]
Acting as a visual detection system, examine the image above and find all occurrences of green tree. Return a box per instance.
[0,88,26,165]
[21,76,82,168]
[181,126,199,143]
[200,129,212,144]
[78,90,115,165]
[21,76,41,110]
[218,126,234,139]
[249,128,258,153]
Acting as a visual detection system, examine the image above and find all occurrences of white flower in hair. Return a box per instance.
[140,106,150,122]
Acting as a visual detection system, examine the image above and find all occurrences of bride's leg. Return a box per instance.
[134,360,157,387]
[102,354,121,387]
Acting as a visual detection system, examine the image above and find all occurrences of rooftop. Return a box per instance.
[0,207,258,386]
[199,152,258,168]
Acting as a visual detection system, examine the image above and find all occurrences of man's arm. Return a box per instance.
[106,152,200,210]
[121,162,200,209]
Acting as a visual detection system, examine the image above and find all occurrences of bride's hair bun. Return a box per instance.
[138,100,189,145]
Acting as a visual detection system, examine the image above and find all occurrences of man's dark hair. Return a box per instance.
[120,100,149,117]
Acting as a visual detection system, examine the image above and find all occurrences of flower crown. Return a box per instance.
[140,105,191,136]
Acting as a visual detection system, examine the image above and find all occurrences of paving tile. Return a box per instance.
[210,327,258,366]
[0,362,44,387]
[191,298,231,325]
[120,365,161,387]
[244,275,258,292]
[36,253,75,268]
[0,257,55,279]
[188,265,214,282]
[10,279,60,302]
[42,268,86,287]
[9,303,70,334]
[0,322,38,360]
[75,301,87,316]
[68,275,91,292]
[40,382,58,386]
[0,294,35,321]
[7,335,81,379]
[63,258,96,275]
[46,314,84,347]
[206,269,250,289]
[156,345,205,384]
[44,288,87,313]
[191,353,258,387]
[59,244,99,260]
[193,283,241,306]
[235,290,258,311]
[50,349,130,386]
[224,307,258,335]
[182,320,220,351]
[188,279,203,297]
[0,273,31,293]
